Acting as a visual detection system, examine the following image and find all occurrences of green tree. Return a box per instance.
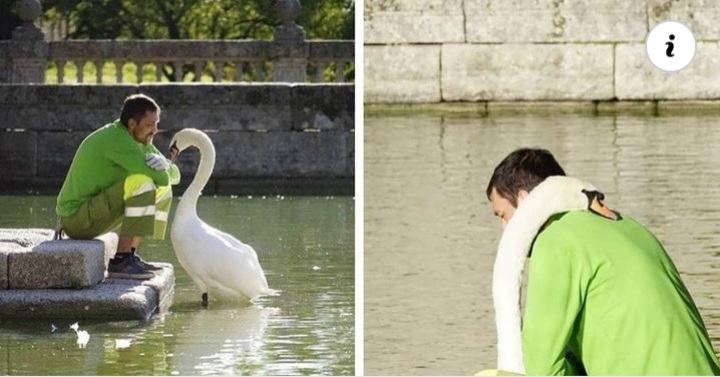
[0,0,23,39]
[41,0,353,40]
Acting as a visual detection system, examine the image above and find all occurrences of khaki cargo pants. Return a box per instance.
[61,174,173,240]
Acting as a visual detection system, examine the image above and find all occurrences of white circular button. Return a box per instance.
[646,21,696,72]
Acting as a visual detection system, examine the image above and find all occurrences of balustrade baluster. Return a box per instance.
[213,61,224,82]
[114,61,123,83]
[173,61,182,82]
[155,62,163,82]
[57,60,65,84]
[193,61,202,82]
[77,61,85,83]
[253,62,265,81]
[316,62,326,83]
[234,62,244,82]
[95,61,103,83]
[335,61,346,83]
[136,62,143,83]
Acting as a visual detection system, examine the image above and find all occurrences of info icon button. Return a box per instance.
[646,21,696,72]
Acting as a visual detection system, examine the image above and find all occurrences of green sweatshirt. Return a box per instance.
[56,120,180,217]
[523,211,720,375]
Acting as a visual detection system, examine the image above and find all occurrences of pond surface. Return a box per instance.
[0,195,354,375]
[364,112,720,375]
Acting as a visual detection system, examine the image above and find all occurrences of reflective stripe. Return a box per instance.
[125,205,156,217]
[155,211,169,221]
[132,183,156,197]
[156,188,172,203]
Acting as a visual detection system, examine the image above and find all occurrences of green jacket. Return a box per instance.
[523,211,720,375]
[56,120,180,217]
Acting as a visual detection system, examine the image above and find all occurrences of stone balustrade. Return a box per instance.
[0,0,354,84]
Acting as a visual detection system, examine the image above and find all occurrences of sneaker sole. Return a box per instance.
[107,271,155,280]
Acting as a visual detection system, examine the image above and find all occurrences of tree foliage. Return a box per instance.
[37,0,353,40]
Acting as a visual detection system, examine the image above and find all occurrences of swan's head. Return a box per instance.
[169,128,213,154]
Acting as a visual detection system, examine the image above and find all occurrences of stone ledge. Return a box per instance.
[0,263,174,321]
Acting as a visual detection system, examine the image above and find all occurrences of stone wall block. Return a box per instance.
[616,42,720,100]
[365,45,440,103]
[0,131,37,177]
[441,43,614,101]
[465,0,646,42]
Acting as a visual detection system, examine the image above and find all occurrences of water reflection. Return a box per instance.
[0,196,354,375]
[365,113,720,375]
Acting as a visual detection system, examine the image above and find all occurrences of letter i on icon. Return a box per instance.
[666,34,675,57]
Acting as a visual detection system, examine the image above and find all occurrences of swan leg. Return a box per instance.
[201,292,208,308]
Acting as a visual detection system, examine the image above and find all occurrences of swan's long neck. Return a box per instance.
[179,134,215,217]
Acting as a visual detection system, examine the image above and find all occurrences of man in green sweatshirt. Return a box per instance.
[486,148,720,375]
[56,94,180,280]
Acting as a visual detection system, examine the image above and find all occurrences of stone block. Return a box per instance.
[0,228,54,289]
[0,264,174,321]
[37,131,89,177]
[365,0,465,43]
[615,42,720,100]
[441,43,614,101]
[647,0,720,41]
[365,45,440,103]
[0,229,118,290]
[8,240,104,290]
[465,0,646,42]
[140,84,294,131]
[0,130,37,177]
[210,130,351,178]
[291,84,354,131]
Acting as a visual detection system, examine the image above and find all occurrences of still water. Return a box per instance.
[0,195,354,375]
[365,112,720,375]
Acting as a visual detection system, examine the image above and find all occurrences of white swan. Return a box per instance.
[169,128,276,303]
[493,176,598,374]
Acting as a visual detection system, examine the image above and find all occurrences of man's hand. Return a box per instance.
[145,153,169,171]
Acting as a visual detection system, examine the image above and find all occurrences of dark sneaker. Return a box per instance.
[108,256,154,280]
[131,250,162,271]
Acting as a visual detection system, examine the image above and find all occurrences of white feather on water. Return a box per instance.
[69,322,90,348]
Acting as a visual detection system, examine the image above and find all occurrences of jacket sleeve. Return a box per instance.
[522,233,587,375]
[147,144,180,185]
[106,138,170,187]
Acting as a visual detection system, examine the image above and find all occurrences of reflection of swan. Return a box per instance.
[172,305,274,375]
[493,176,597,374]
[169,129,275,303]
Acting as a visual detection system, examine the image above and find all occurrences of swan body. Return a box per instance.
[493,176,599,374]
[169,128,275,301]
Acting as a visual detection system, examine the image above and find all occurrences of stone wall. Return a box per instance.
[0,83,354,195]
[365,0,720,103]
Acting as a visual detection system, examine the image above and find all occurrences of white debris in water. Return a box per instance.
[247,195,253,199]
[262,195,267,199]
[70,322,90,348]
[50,324,58,333]
[76,330,89,348]
[115,339,132,349]
[312,266,321,271]
[230,195,238,199]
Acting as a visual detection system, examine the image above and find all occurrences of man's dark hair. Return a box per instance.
[486,148,566,207]
[120,94,160,127]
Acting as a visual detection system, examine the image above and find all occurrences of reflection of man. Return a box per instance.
[487,148,720,375]
[56,94,180,280]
